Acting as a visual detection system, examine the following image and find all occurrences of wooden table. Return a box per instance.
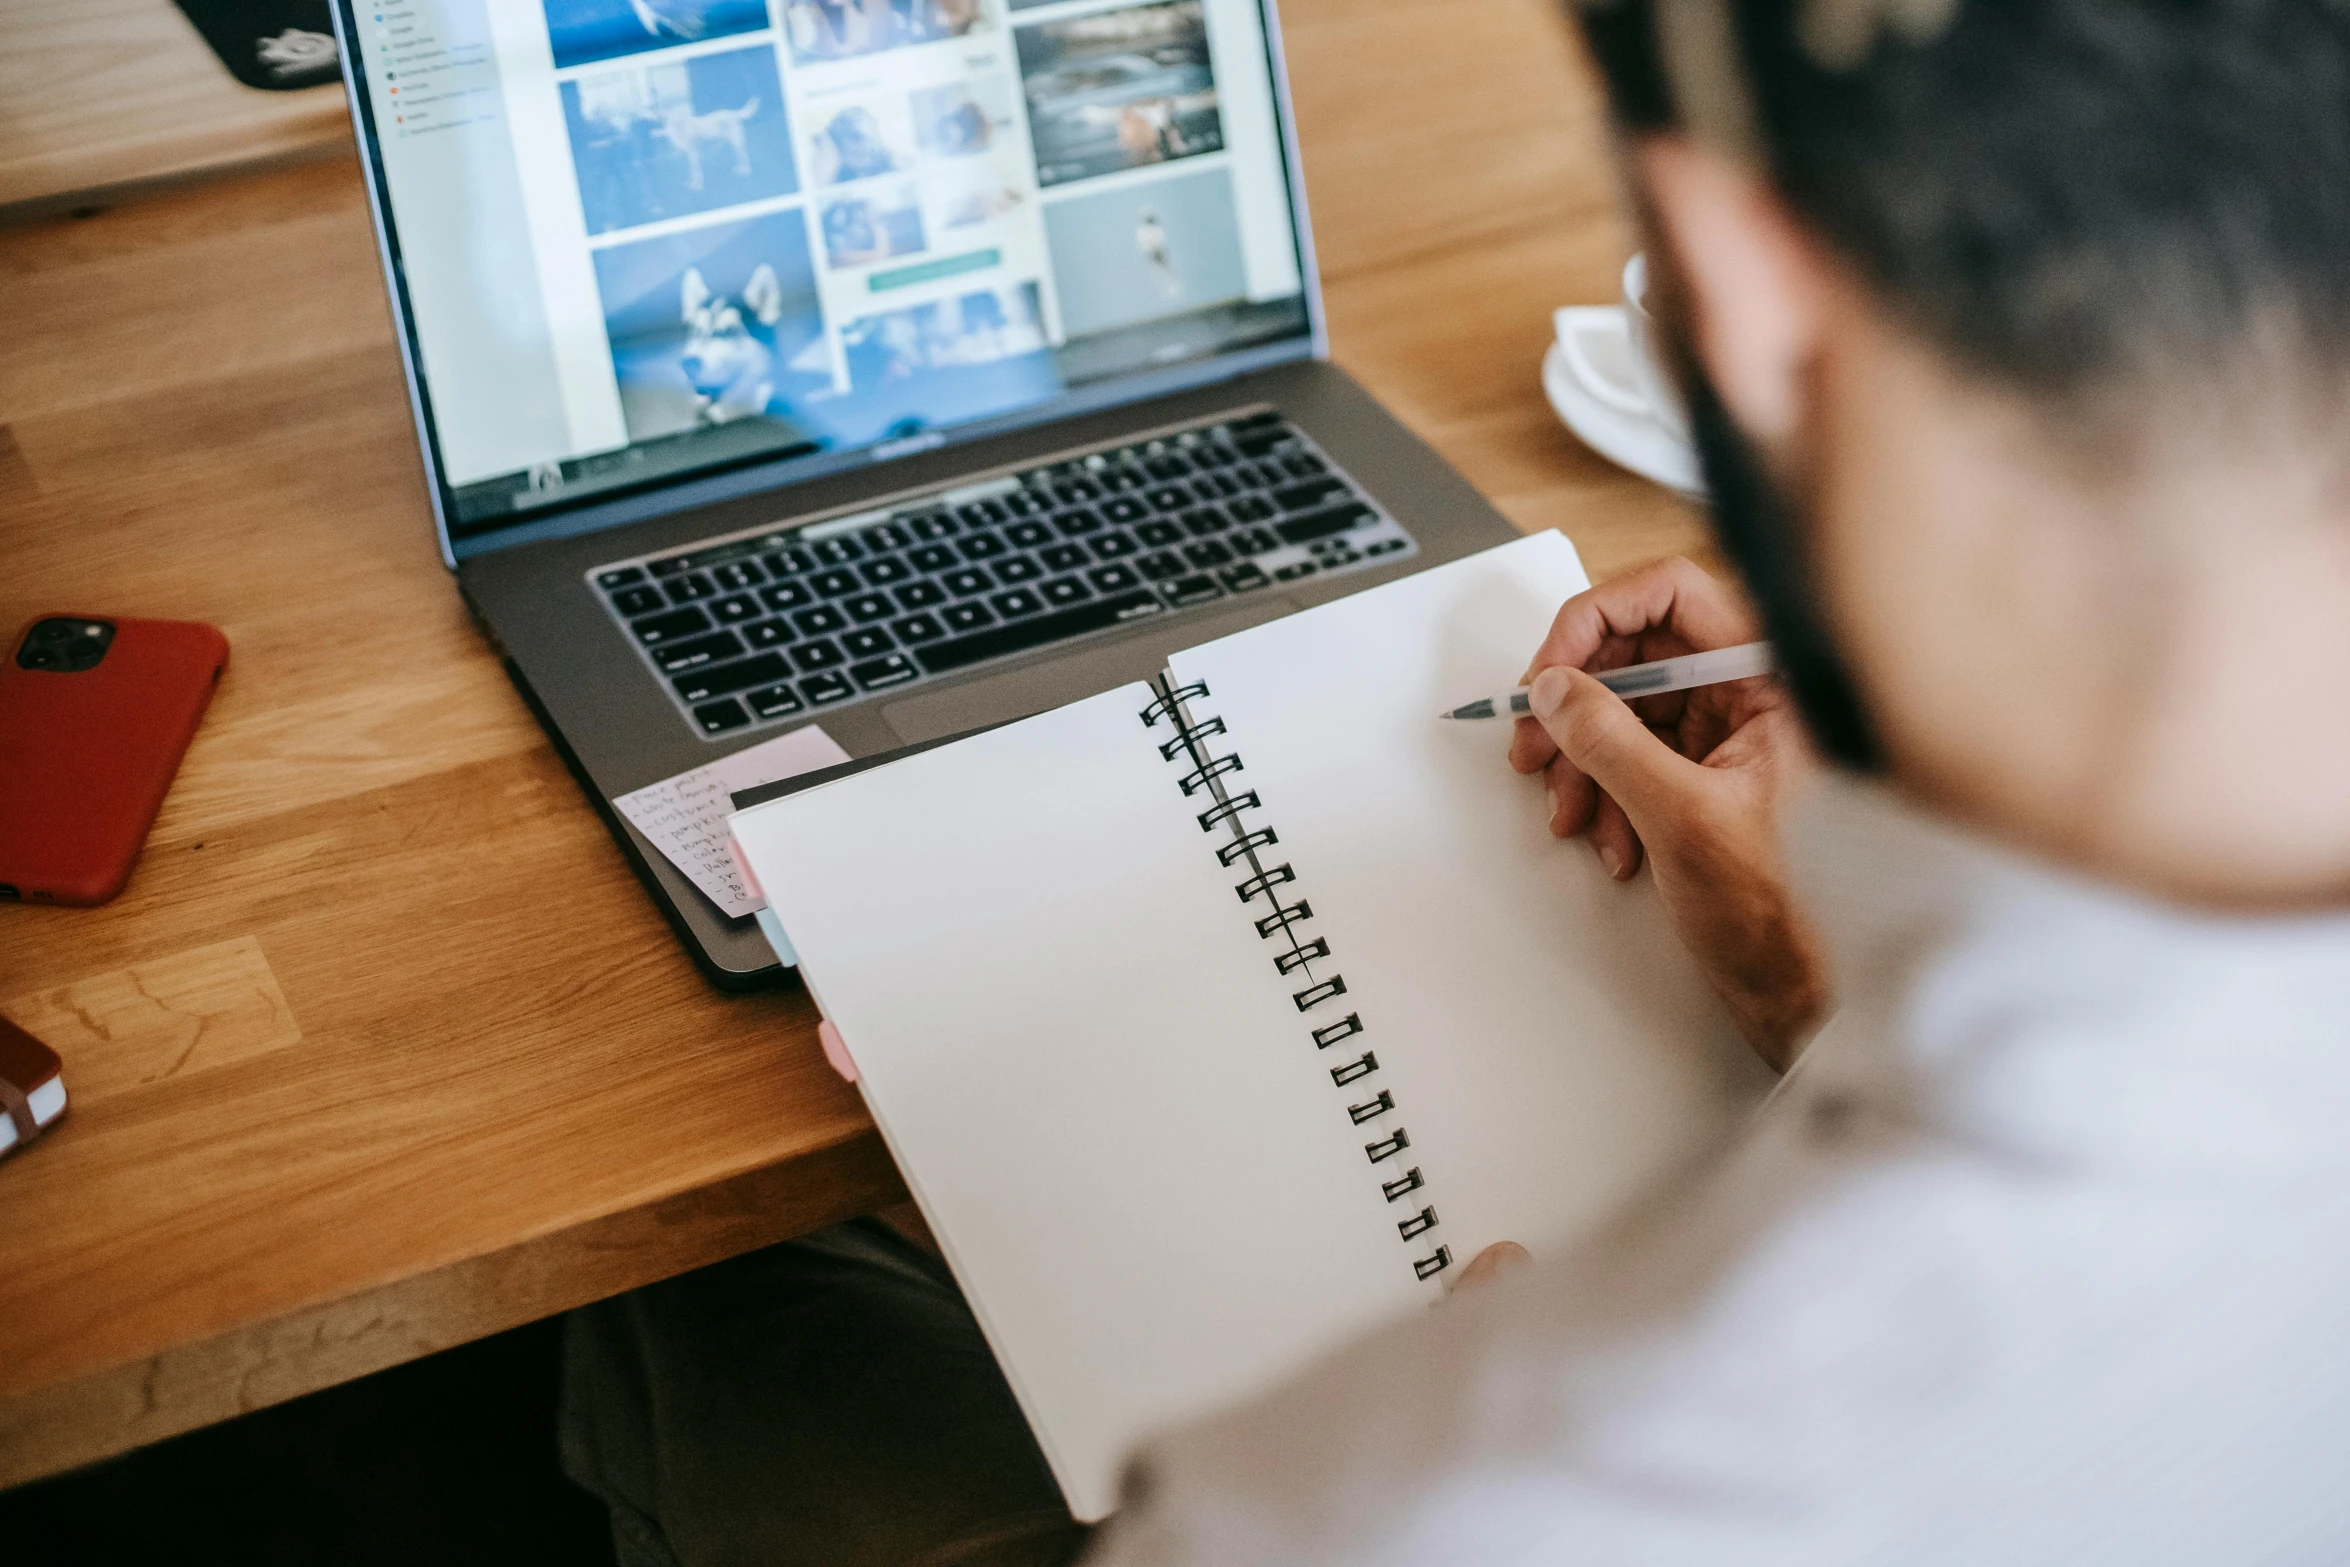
[0,0,352,215]
[0,0,1708,1490]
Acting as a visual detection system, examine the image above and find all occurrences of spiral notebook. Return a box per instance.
[729,533,1764,1521]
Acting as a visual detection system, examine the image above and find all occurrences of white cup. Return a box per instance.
[1618,252,1690,444]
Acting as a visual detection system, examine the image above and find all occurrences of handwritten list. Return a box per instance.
[612,726,853,918]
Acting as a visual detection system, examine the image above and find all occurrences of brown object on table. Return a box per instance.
[0,0,1713,1492]
[0,0,351,215]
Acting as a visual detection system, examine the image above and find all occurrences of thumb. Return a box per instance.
[1526,666,1702,830]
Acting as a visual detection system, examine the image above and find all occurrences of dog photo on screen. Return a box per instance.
[591,210,835,440]
[542,0,771,69]
[562,45,797,235]
[820,184,928,268]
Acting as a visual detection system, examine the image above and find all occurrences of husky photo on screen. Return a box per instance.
[591,211,835,441]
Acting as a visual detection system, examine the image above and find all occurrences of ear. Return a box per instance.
[742,262,784,325]
[1633,137,1831,448]
[681,266,712,324]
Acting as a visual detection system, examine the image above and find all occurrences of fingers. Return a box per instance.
[1589,789,1644,880]
[1519,556,1764,686]
[1543,750,1599,838]
[1527,666,1707,839]
[1510,557,1761,778]
[1455,1240,1532,1293]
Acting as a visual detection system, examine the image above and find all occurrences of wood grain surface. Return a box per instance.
[0,0,1707,1488]
[0,0,353,214]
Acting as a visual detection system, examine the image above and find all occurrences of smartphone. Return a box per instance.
[0,614,230,906]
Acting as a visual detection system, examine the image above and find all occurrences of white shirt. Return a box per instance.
[1088,776,2350,1566]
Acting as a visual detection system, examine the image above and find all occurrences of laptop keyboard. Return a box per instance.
[587,411,1419,739]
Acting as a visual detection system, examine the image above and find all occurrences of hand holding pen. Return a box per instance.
[1495,558,1826,1070]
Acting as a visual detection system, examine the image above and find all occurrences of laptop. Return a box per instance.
[331,0,1521,987]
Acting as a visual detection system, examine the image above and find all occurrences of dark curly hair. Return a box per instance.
[1572,0,2350,403]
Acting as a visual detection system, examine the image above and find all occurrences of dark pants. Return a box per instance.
[560,1219,1090,1567]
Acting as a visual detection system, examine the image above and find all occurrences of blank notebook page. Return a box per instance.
[1166,532,1767,1265]
[733,684,1426,1522]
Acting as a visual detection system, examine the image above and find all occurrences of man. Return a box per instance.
[560,2,2350,1561]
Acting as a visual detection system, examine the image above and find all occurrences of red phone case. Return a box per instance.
[0,615,230,906]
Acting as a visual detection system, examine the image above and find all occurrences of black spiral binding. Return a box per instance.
[1141,675,1452,1288]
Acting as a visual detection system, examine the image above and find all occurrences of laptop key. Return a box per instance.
[844,593,894,622]
[1138,551,1185,581]
[652,630,744,672]
[1053,507,1102,536]
[1180,509,1229,536]
[665,572,717,604]
[1275,502,1377,546]
[1229,495,1276,523]
[1041,576,1091,606]
[990,588,1044,619]
[860,556,912,586]
[1090,531,1139,560]
[711,560,765,590]
[843,627,895,658]
[746,682,804,719]
[1232,526,1281,555]
[1219,562,1272,592]
[712,594,760,624]
[791,638,846,671]
[1137,520,1183,547]
[597,566,646,590]
[851,654,918,691]
[957,530,1007,560]
[915,589,1164,676]
[812,536,863,565]
[1162,575,1224,608]
[1005,520,1053,549]
[956,500,1005,526]
[1147,487,1191,512]
[1275,478,1348,513]
[1184,539,1234,568]
[1102,496,1148,524]
[800,671,855,705]
[792,605,847,636]
[864,521,912,551]
[744,619,794,649]
[760,580,814,612]
[1088,563,1140,592]
[943,568,991,596]
[673,651,790,704]
[810,568,860,597]
[892,613,946,643]
[909,544,957,572]
[611,585,665,616]
[1040,543,1088,572]
[943,602,995,632]
[894,580,946,609]
[633,606,712,644]
[692,698,751,735]
[993,555,1042,584]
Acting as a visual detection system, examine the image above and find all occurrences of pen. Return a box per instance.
[1438,641,1777,720]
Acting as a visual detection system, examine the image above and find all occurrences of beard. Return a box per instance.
[1677,363,1888,772]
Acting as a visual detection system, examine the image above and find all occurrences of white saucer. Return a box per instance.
[1543,306,1708,499]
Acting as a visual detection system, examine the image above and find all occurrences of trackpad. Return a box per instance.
[882,599,1300,746]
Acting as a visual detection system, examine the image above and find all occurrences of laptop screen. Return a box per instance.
[342,0,1313,539]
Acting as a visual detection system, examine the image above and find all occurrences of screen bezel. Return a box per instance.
[328,0,1330,567]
